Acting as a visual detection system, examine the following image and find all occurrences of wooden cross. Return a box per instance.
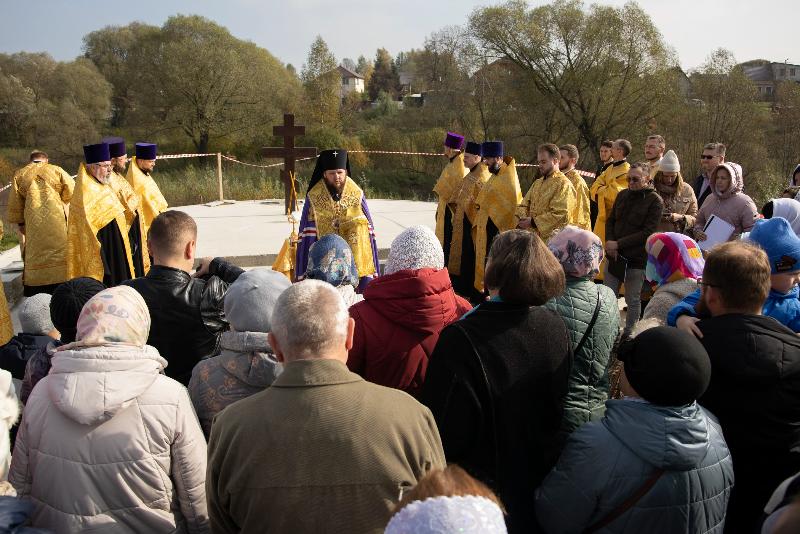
[262,113,317,214]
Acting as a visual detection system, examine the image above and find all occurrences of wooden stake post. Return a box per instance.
[262,114,317,214]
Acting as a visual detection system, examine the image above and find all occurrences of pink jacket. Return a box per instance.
[694,162,758,240]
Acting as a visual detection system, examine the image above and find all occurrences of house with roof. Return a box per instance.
[741,60,800,99]
[337,65,365,98]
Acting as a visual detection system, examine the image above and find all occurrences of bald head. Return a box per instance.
[268,280,354,363]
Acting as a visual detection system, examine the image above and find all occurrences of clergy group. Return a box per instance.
[8,140,168,299]
[434,133,593,302]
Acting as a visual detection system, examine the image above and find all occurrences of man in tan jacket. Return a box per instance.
[206,280,446,534]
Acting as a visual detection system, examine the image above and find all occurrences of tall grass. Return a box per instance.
[156,163,287,206]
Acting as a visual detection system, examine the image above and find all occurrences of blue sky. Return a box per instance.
[0,0,795,71]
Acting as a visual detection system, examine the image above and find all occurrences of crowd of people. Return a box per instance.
[0,132,795,533]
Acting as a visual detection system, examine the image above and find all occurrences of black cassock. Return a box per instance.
[450,213,482,302]
[97,219,132,287]
[128,213,145,278]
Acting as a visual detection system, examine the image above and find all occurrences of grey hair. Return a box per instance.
[270,279,349,361]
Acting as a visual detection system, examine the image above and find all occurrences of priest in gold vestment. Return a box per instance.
[516,143,576,243]
[295,149,379,290]
[473,141,522,292]
[66,142,136,286]
[7,150,74,296]
[447,141,490,301]
[589,139,631,280]
[104,137,149,276]
[0,221,14,345]
[560,144,592,231]
[126,142,168,243]
[433,132,467,265]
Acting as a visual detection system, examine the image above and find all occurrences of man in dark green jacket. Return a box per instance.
[206,280,446,534]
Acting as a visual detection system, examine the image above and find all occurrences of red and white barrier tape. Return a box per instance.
[155,151,596,179]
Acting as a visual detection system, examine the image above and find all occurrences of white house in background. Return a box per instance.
[741,60,800,100]
[338,65,365,98]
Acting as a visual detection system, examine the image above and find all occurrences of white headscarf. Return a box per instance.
[771,198,800,236]
[385,495,507,533]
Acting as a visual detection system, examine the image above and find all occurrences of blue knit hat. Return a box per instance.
[748,217,800,274]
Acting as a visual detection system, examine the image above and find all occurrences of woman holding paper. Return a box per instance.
[694,162,758,243]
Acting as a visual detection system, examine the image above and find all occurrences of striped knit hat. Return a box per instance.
[645,232,705,288]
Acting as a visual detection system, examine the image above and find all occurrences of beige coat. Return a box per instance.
[207,359,446,534]
[655,180,698,234]
[10,345,209,533]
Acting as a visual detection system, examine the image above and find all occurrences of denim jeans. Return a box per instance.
[603,265,646,334]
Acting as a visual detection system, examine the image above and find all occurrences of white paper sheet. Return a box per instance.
[699,214,735,251]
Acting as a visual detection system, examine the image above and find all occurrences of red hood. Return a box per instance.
[360,268,472,335]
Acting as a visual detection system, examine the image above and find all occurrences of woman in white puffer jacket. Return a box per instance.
[10,286,209,533]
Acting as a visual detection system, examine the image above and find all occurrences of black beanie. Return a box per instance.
[618,326,711,406]
[50,278,106,343]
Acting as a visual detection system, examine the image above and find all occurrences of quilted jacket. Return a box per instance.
[9,344,209,533]
[535,399,734,533]
[348,267,472,396]
[545,277,620,433]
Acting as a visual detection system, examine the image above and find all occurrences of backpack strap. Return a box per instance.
[583,468,665,533]
[574,287,602,357]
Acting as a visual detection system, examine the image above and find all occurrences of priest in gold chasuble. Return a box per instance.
[0,221,14,345]
[104,137,149,277]
[433,132,467,266]
[66,142,136,287]
[447,141,490,301]
[7,151,74,296]
[295,149,379,291]
[473,141,522,293]
[126,142,168,245]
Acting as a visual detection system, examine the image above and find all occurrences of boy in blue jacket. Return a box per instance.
[669,217,800,334]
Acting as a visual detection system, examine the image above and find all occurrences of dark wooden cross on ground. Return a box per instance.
[262,113,317,214]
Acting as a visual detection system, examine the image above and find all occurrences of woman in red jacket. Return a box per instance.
[347,225,472,396]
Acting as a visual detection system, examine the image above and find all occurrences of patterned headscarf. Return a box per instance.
[645,232,705,288]
[547,225,604,279]
[385,495,507,534]
[305,234,359,288]
[58,286,151,350]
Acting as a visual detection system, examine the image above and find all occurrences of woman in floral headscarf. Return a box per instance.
[545,226,620,433]
[641,232,705,326]
[305,234,364,307]
[9,286,209,533]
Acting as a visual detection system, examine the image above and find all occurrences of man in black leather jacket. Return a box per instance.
[124,210,244,385]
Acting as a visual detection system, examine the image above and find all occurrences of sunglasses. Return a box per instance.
[697,277,721,288]
[700,155,716,160]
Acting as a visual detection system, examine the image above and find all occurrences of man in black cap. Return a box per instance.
[126,142,168,243]
[103,137,148,277]
[66,142,136,287]
[536,326,734,533]
[447,141,490,301]
[295,149,379,289]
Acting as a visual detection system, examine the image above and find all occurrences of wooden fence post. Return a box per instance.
[216,153,224,201]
